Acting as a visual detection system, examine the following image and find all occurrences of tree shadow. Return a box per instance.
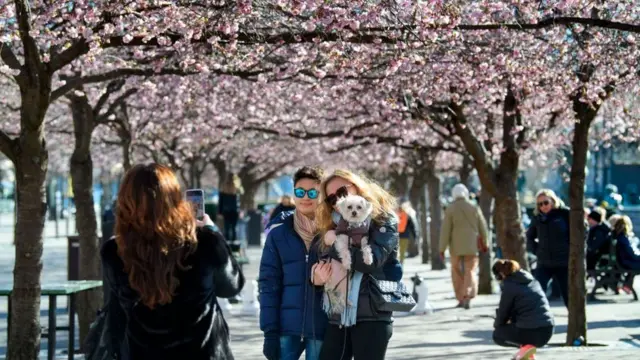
[554,319,640,335]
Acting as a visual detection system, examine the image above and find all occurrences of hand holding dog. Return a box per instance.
[311,261,332,286]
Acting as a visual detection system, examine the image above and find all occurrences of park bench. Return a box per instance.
[587,239,639,301]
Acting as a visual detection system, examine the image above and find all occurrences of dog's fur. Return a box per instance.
[410,273,433,315]
[323,195,373,314]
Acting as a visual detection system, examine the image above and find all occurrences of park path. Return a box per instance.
[0,215,639,359]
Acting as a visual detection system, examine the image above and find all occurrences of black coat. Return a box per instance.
[587,222,611,255]
[526,208,571,267]
[101,226,245,360]
[495,270,555,330]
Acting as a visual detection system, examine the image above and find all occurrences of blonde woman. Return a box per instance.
[611,215,640,271]
[315,169,401,360]
[526,189,570,308]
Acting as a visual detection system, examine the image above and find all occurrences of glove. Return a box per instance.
[263,333,280,360]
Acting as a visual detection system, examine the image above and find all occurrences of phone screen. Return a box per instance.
[185,189,205,220]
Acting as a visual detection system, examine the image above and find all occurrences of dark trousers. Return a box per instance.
[222,211,238,241]
[535,265,569,307]
[493,324,553,348]
[319,322,392,360]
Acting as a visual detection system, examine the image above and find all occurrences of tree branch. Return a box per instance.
[93,79,126,115]
[96,88,139,124]
[0,42,21,70]
[14,0,43,78]
[0,130,17,163]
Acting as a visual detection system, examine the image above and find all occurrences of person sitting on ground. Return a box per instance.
[586,207,612,270]
[492,259,554,360]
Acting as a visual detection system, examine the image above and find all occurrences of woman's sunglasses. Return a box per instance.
[294,188,319,200]
[325,185,350,206]
[537,200,551,208]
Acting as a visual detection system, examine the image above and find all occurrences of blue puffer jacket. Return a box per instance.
[258,211,327,340]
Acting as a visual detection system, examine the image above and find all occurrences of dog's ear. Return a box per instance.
[364,200,373,213]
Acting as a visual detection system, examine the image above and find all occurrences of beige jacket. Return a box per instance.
[439,198,489,256]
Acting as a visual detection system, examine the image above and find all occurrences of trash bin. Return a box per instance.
[246,209,263,246]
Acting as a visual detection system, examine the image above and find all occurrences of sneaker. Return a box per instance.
[514,345,537,360]
[621,285,632,295]
[463,299,471,310]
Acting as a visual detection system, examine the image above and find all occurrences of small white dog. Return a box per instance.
[323,195,373,314]
[324,195,374,270]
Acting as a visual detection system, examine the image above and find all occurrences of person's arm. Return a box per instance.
[494,284,515,328]
[258,233,283,335]
[618,235,640,262]
[477,206,489,250]
[439,209,453,254]
[199,226,245,298]
[350,215,399,273]
[526,219,538,254]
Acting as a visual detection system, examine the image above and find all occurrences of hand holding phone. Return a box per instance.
[185,189,205,220]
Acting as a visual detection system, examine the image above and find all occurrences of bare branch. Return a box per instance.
[0,130,17,163]
[0,42,21,70]
[14,0,43,77]
[96,88,139,124]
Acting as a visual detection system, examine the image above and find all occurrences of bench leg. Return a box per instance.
[48,295,57,360]
[68,294,76,360]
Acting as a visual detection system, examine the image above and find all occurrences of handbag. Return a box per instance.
[368,276,416,312]
[84,305,118,360]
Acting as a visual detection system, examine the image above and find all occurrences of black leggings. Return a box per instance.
[319,322,392,360]
[222,211,238,241]
[493,324,553,348]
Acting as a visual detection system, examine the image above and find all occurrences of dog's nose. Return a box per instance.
[352,211,357,217]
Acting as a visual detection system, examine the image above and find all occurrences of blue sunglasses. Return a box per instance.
[294,187,319,199]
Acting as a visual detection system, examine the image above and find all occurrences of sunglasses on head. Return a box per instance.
[537,200,551,207]
[325,185,350,206]
[294,187,319,200]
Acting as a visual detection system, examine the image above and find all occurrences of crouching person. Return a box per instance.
[492,259,554,360]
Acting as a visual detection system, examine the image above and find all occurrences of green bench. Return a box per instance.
[1,280,103,360]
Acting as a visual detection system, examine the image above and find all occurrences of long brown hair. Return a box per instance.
[492,259,522,280]
[115,163,197,309]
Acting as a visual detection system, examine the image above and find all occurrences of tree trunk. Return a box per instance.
[494,193,528,269]
[389,170,409,199]
[565,95,596,345]
[240,183,258,210]
[121,136,132,172]
[426,170,445,270]
[419,185,430,264]
[68,94,102,348]
[408,176,425,258]
[7,86,51,359]
[459,156,474,187]
[478,190,493,294]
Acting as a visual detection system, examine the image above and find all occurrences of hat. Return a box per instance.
[588,211,602,223]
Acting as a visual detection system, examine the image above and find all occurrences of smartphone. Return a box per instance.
[185,189,205,220]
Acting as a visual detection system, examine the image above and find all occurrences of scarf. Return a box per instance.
[293,211,317,250]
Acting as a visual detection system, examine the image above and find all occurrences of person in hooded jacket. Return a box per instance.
[526,189,572,307]
[586,207,611,270]
[492,259,554,360]
[259,166,330,360]
[101,164,245,360]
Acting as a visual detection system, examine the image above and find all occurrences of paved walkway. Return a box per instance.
[1,217,639,359]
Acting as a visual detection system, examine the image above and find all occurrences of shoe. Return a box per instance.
[463,299,471,310]
[621,286,632,295]
[514,345,537,360]
[456,302,464,308]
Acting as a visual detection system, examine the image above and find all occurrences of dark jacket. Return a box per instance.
[258,212,327,340]
[218,192,239,214]
[526,208,571,267]
[614,233,640,270]
[101,226,245,360]
[268,203,296,222]
[587,222,611,255]
[495,270,554,329]
[326,213,402,325]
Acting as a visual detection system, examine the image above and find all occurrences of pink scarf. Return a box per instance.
[293,211,317,250]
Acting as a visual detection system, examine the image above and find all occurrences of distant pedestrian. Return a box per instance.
[492,259,554,360]
[219,175,241,241]
[586,207,611,270]
[612,215,640,271]
[397,200,419,264]
[526,189,572,308]
[439,183,489,309]
[269,194,296,222]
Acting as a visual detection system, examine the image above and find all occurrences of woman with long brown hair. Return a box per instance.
[101,164,244,360]
[315,169,402,360]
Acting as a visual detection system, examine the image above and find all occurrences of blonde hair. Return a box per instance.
[613,215,632,236]
[533,189,563,215]
[316,169,397,249]
[608,214,621,227]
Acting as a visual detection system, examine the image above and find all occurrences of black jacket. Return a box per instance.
[101,226,245,360]
[268,204,296,222]
[587,222,611,255]
[495,270,554,329]
[526,208,571,267]
[326,214,402,324]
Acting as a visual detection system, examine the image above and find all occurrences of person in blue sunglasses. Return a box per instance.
[259,166,332,360]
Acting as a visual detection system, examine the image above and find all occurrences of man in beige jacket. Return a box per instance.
[439,184,489,309]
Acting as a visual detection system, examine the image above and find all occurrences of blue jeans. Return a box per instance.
[280,336,323,360]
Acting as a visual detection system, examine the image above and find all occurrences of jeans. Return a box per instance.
[450,255,479,302]
[319,322,392,360]
[535,265,569,307]
[280,336,323,360]
[493,324,554,348]
[222,211,238,241]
